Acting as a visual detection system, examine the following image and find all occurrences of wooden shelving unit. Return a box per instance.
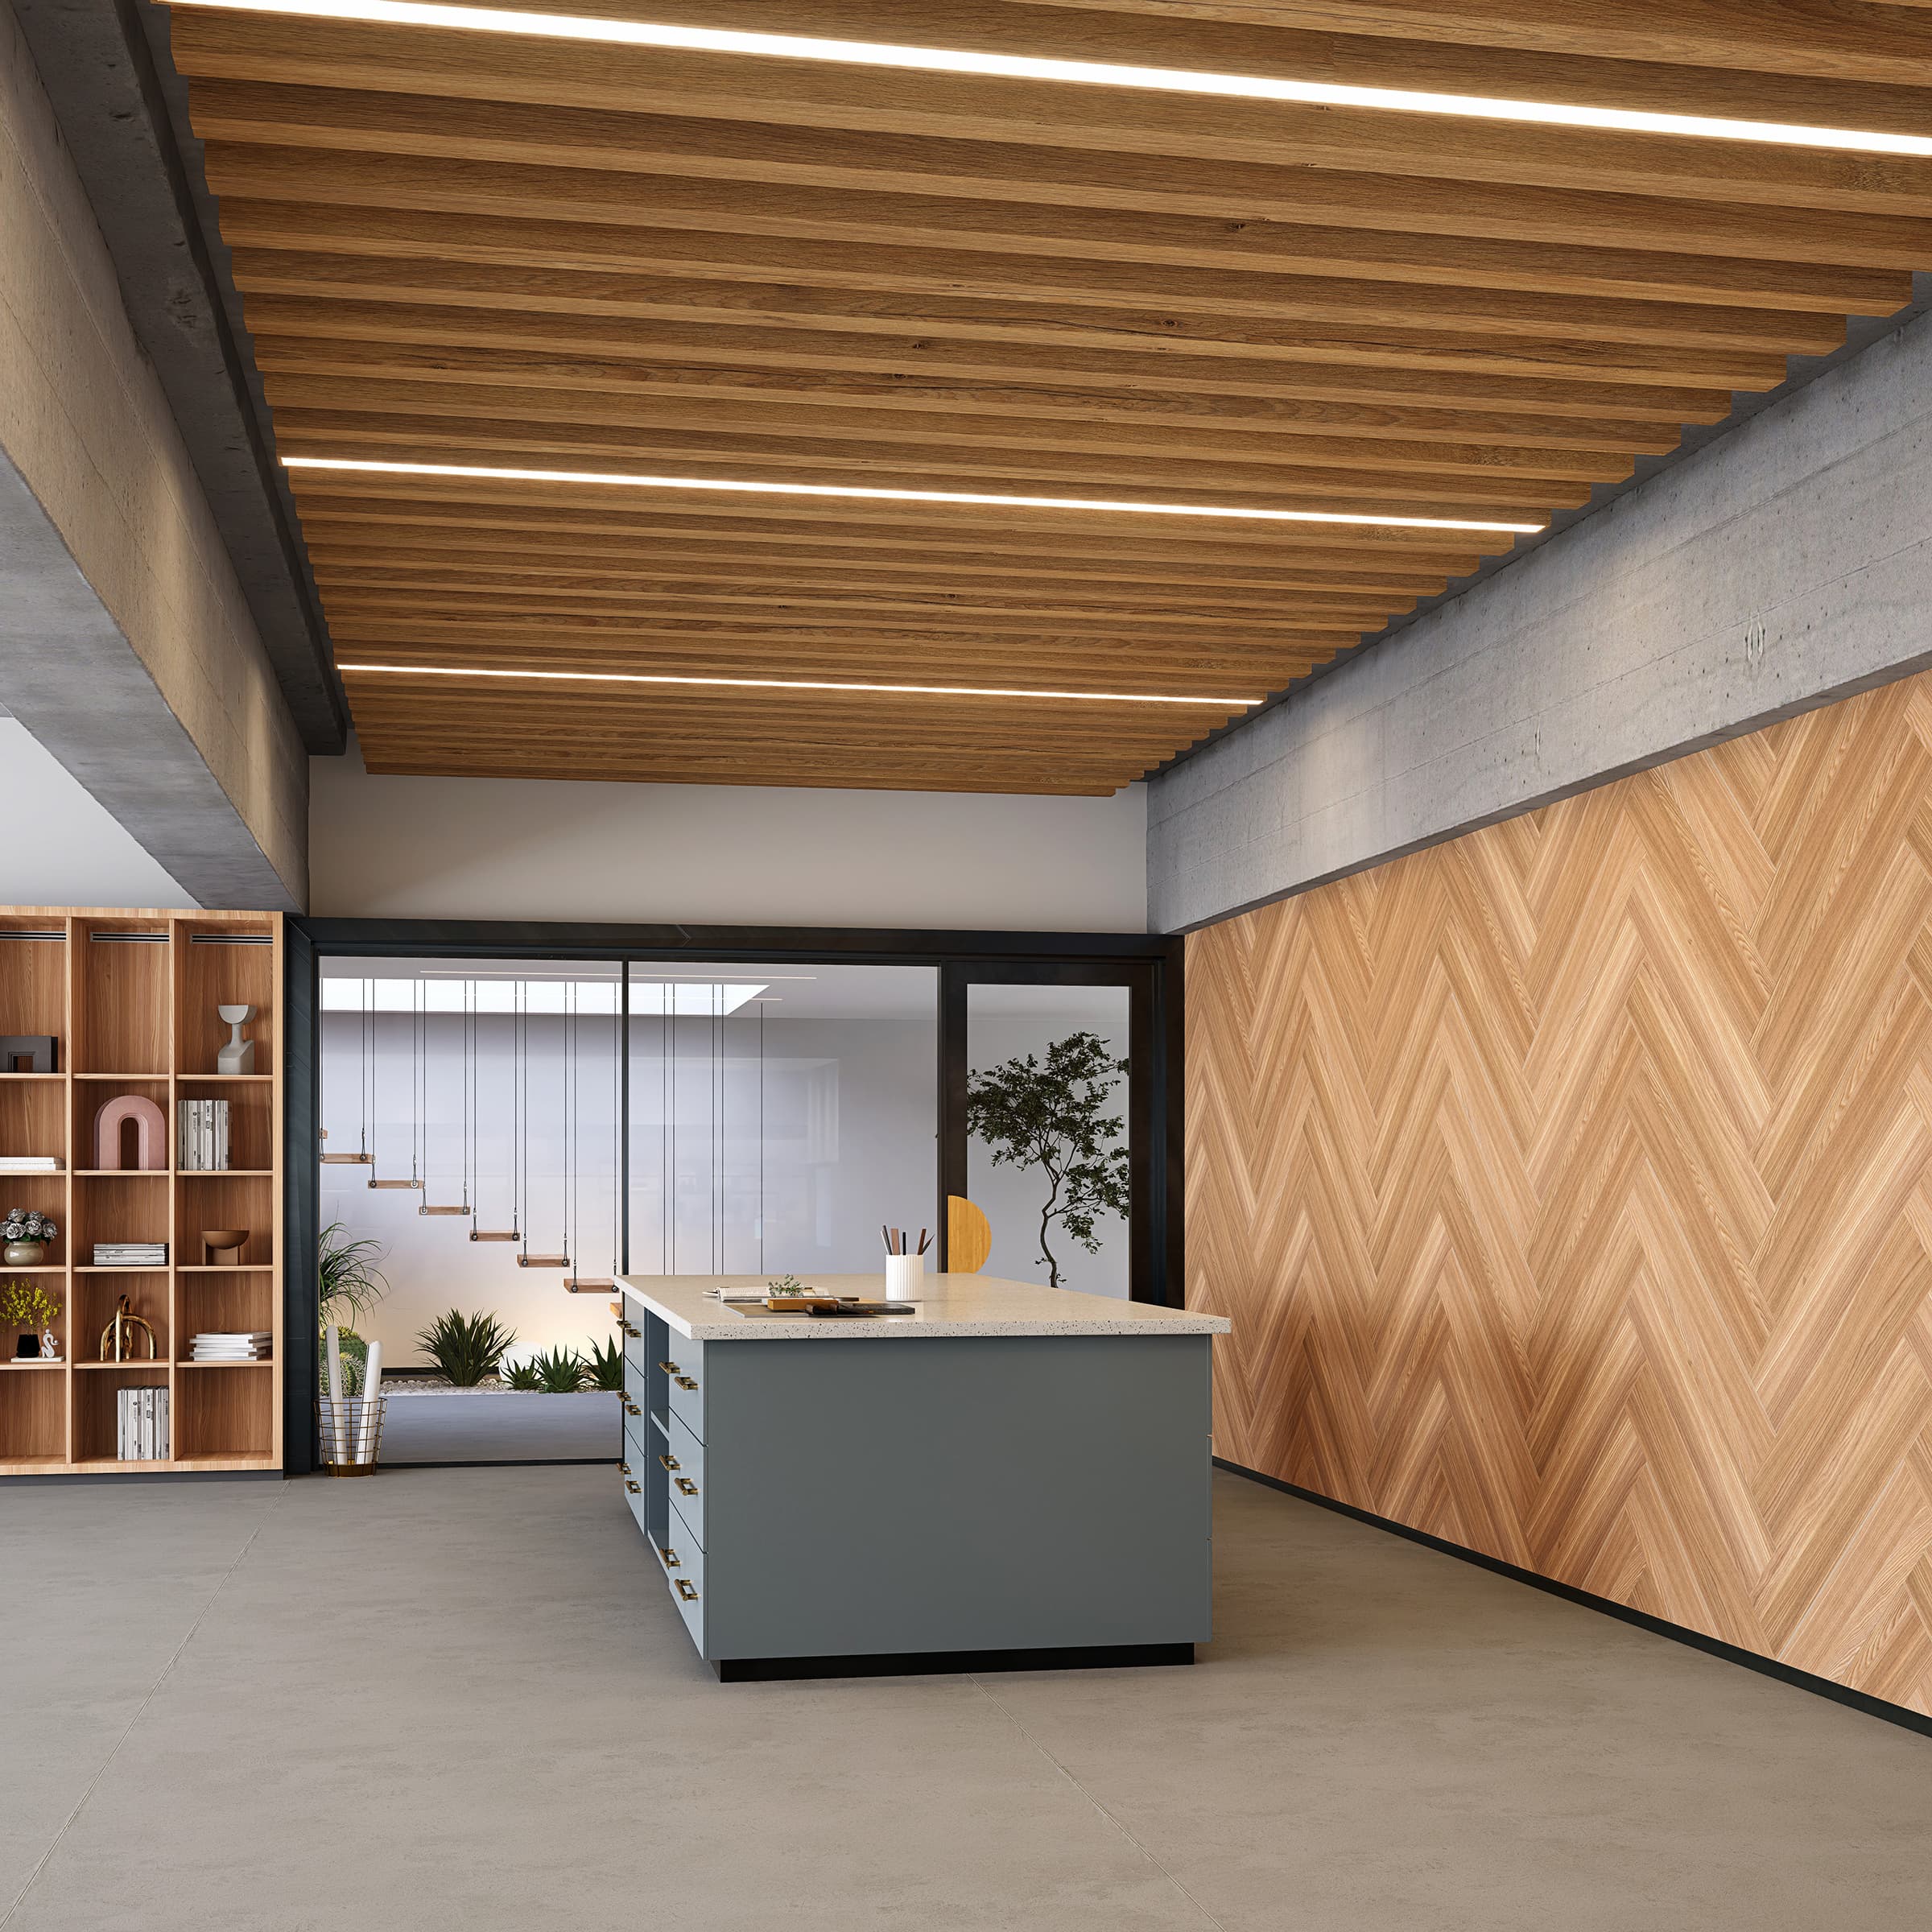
[0,906,283,1476]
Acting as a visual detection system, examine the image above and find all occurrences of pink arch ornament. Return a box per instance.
[94,1095,167,1172]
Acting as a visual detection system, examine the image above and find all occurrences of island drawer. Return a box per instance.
[667,1494,706,1649]
[620,1459,650,1541]
[622,1323,660,1389]
[661,1412,704,1546]
[621,1407,654,1479]
[665,1338,706,1439]
[617,1377,646,1430]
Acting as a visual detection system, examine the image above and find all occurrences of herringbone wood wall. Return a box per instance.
[1187,671,1932,1712]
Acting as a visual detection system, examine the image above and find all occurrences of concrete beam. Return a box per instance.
[1147,303,1932,934]
[0,448,298,910]
[0,2,307,907]
[7,0,345,752]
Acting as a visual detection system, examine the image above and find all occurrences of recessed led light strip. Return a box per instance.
[339,662,1263,706]
[165,0,1932,157]
[283,457,1540,535]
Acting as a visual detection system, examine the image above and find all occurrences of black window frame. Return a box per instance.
[284,918,1182,1472]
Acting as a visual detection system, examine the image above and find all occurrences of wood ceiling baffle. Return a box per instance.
[159,0,1932,793]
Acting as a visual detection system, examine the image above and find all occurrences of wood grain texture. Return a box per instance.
[159,0,1932,789]
[1186,670,1932,1713]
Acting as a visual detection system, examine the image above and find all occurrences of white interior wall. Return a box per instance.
[0,716,191,906]
[311,737,1148,931]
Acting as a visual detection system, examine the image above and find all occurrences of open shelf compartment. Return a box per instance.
[72,919,171,1076]
[0,919,67,1075]
[0,1363,68,1466]
[175,1363,273,1460]
[175,920,275,1078]
[175,1173,273,1267]
[74,1269,170,1366]
[72,1360,170,1463]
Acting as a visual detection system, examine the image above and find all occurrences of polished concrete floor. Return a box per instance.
[379,1388,619,1463]
[4,1467,1929,1931]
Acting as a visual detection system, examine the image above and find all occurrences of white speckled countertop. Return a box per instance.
[619,1274,1230,1341]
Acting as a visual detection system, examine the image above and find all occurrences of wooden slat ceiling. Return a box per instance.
[162,0,1932,794]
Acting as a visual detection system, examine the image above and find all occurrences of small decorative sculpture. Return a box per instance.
[1,1278,60,1360]
[201,1228,249,1266]
[94,1094,167,1172]
[217,1005,257,1075]
[0,1034,56,1073]
[100,1294,157,1362]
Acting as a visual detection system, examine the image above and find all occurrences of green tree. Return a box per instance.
[966,1030,1129,1290]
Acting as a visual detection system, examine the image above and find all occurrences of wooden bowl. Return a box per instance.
[201,1228,249,1264]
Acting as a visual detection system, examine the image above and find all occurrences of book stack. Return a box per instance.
[116,1387,170,1460]
[0,1154,60,1172]
[93,1243,167,1267]
[177,1100,231,1172]
[189,1331,272,1362]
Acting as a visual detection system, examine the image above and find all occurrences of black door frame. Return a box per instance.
[939,959,1178,1302]
[284,918,1183,1472]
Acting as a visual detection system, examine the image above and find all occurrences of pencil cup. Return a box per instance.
[885,1253,924,1298]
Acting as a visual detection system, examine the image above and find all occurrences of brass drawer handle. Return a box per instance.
[675,1579,699,1603]
[658,1360,679,1375]
[625,1480,640,1494]
[618,1461,630,1476]
[659,1544,680,1569]
[622,1399,641,1418]
[675,1476,699,1497]
[658,1452,679,1473]
[673,1375,699,1392]
[618,1319,639,1337]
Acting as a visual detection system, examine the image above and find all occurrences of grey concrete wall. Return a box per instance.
[0,4,305,910]
[1147,304,1932,934]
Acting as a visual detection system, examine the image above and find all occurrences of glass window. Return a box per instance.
[627,962,938,1278]
[966,983,1133,1298]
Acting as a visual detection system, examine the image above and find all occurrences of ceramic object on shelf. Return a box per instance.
[13,1332,35,1359]
[94,1093,167,1170]
[39,1327,57,1360]
[1,1208,56,1265]
[216,1005,257,1074]
[201,1228,249,1265]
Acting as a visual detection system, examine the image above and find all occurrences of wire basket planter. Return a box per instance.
[316,1395,387,1476]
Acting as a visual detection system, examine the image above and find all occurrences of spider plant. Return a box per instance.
[583,1335,625,1392]
[319,1223,387,1330]
[415,1308,515,1386]
[532,1345,588,1393]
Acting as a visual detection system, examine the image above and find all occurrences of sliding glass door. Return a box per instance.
[625,960,939,1278]
[941,962,1173,1302]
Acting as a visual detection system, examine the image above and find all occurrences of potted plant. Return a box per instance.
[1,1278,61,1360]
[319,1221,386,1396]
[965,1030,1130,1290]
[0,1208,57,1266]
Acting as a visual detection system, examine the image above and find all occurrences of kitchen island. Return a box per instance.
[617,1274,1229,1680]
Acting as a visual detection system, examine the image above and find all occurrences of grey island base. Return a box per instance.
[617,1274,1230,1681]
